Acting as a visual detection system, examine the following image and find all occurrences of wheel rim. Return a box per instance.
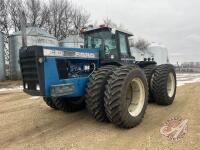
[167,72,175,97]
[127,78,145,117]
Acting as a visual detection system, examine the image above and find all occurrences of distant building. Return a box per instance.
[8,27,59,80]
[175,62,200,73]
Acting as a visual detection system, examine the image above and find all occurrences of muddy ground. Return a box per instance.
[0,83,200,150]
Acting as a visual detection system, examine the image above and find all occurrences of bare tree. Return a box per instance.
[103,17,123,28]
[26,0,50,28]
[39,5,50,28]
[103,17,117,28]
[7,0,26,32]
[47,0,90,40]
[26,0,40,26]
[135,38,150,50]
[72,6,90,32]
[0,0,90,40]
[61,5,73,37]
[48,0,72,39]
[0,0,9,34]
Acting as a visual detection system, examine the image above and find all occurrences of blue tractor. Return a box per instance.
[19,26,176,128]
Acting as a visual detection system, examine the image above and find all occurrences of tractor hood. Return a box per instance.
[19,46,99,97]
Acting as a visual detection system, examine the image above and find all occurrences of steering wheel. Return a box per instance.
[104,45,110,55]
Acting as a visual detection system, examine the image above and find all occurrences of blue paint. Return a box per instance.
[42,46,100,98]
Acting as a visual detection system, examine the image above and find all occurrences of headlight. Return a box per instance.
[51,84,75,96]
[36,84,40,91]
[38,57,43,63]
[25,83,28,89]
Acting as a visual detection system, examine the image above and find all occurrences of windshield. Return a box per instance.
[84,31,118,59]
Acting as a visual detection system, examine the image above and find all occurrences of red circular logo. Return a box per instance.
[160,116,188,141]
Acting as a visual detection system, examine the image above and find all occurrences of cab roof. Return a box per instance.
[82,26,133,37]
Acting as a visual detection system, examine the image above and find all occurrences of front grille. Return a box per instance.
[20,57,39,91]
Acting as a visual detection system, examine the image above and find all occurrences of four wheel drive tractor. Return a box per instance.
[19,26,177,128]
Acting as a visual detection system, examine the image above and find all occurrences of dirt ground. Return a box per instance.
[0,83,200,150]
[0,80,22,89]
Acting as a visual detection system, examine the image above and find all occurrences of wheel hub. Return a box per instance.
[167,72,175,97]
[127,78,145,117]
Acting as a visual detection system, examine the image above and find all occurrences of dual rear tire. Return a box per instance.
[151,64,176,105]
[143,65,156,102]
[86,65,149,128]
[143,64,176,105]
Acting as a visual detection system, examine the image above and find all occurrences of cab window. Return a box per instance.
[85,31,118,60]
[86,36,103,49]
[119,33,129,56]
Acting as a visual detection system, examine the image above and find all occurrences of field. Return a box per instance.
[0,73,200,150]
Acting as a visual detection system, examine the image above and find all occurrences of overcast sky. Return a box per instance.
[73,0,200,64]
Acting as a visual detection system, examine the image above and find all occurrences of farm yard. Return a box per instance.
[0,73,200,150]
[0,0,200,149]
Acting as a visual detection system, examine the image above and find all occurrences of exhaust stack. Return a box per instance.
[20,11,27,48]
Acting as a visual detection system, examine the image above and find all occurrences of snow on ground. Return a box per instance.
[29,96,40,100]
[177,73,200,86]
[0,73,200,92]
[0,85,23,92]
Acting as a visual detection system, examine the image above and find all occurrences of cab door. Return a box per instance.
[117,31,135,64]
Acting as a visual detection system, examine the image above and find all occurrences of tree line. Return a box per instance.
[0,0,90,40]
[0,0,149,50]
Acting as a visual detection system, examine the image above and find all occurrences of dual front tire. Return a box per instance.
[85,65,117,121]
[42,97,85,112]
[104,66,149,128]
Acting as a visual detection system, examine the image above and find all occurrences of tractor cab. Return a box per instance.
[82,26,135,65]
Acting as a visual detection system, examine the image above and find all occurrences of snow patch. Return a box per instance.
[29,96,40,100]
[177,73,200,87]
[0,86,23,92]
